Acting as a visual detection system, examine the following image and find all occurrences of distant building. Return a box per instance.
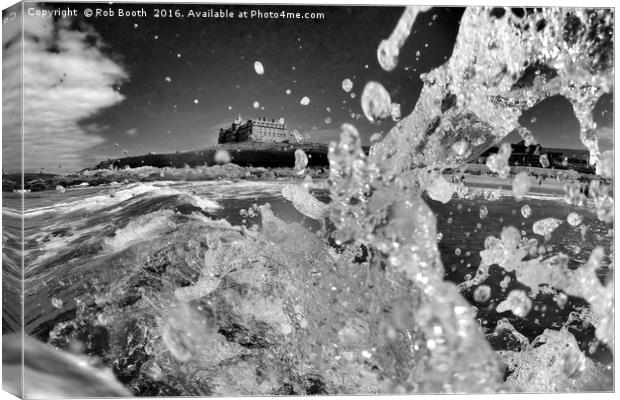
[477,140,594,173]
[218,115,297,144]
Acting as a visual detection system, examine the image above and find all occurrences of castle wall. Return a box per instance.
[223,129,236,143]
[217,118,295,144]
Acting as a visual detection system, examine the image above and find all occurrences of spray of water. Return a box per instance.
[325,6,613,392]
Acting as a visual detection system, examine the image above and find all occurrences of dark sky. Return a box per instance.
[2,2,613,173]
[79,3,464,165]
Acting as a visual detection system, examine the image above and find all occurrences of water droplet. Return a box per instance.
[300,96,310,106]
[146,362,163,381]
[361,81,392,122]
[567,212,582,226]
[254,61,265,75]
[391,103,401,121]
[214,150,231,165]
[556,292,568,308]
[294,149,309,174]
[496,290,531,317]
[499,276,511,290]
[474,285,492,303]
[341,78,353,92]
[51,297,63,309]
[479,205,488,219]
[370,133,383,142]
[452,140,470,157]
[253,101,260,109]
[521,204,532,218]
[532,218,562,237]
[486,143,511,178]
[512,171,531,200]
[427,175,456,203]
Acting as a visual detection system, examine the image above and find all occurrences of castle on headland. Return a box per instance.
[218,115,299,144]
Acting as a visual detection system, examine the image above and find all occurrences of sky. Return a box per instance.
[1,2,614,173]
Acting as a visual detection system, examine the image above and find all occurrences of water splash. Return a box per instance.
[377,6,431,71]
[499,328,611,391]
[324,10,613,391]
[370,8,613,177]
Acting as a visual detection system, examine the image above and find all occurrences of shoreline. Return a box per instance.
[4,172,575,205]
[3,163,605,198]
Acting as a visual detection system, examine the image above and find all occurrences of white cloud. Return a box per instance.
[85,123,111,134]
[2,7,128,173]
